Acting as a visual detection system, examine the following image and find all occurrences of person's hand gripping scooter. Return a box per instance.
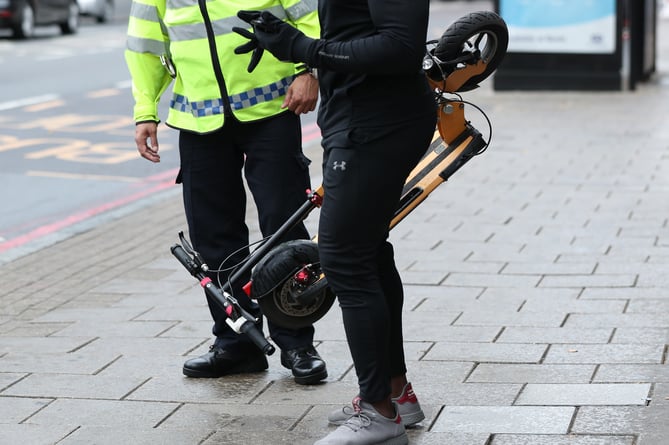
[233,10,315,72]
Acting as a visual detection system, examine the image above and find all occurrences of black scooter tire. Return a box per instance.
[258,281,336,329]
[252,240,336,329]
[429,11,508,91]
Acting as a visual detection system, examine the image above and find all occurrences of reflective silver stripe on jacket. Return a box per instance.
[163,0,316,19]
[127,35,167,55]
[286,0,317,21]
[163,0,315,42]
[166,0,195,9]
[165,6,284,42]
[129,1,160,21]
[127,0,317,55]
[127,1,167,55]
[170,76,292,116]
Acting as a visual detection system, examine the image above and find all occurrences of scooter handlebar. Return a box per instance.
[171,244,199,276]
[240,320,275,356]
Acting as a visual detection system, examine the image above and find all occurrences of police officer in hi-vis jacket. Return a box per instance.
[125,0,327,385]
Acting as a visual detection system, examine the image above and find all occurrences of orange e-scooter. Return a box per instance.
[171,11,509,355]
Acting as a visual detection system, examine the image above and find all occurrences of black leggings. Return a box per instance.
[318,116,437,402]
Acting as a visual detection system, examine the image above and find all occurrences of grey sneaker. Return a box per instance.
[328,382,425,427]
[316,399,407,445]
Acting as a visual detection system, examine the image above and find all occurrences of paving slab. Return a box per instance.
[571,406,669,435]
[543,343,665,364]
[594,364,669,384]
[0,425,77,445]
[431,406,575,434]
[516,383,651,406]
[490,434,635,445]
[2,373,149,399]
[425,341,547,363]
[58,427,213,445]
[496,327,613,344]
[23,399,182,428]
[468,364,596,384]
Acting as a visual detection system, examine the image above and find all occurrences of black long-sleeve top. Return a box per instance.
[296,0,436,145]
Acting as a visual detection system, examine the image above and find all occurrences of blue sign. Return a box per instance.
[500,0,616,54]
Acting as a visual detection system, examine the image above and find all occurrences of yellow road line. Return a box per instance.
[23,100,66,112]
[87,89,121,98]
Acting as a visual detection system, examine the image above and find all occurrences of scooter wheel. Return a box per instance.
[251,240,336,329]
[257,276,336,329]
[426,10,509,91]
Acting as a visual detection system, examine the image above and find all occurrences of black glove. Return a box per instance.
[233,11,264,73]
[233,10,311,72]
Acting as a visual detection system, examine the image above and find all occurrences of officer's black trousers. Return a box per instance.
[178,112,315,353]
[317,116,437,403]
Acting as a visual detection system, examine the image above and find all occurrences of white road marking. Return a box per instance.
[0,95,61,111]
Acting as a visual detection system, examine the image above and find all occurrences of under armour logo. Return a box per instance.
[332,161,347,171]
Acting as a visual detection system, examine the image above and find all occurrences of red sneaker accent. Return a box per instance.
[351,395,362,413]
[395,383,418,404]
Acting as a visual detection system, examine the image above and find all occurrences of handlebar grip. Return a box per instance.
[171,244,198,276]
[240,320,276,356]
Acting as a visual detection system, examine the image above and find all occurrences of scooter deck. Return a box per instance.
[391,122,486,229]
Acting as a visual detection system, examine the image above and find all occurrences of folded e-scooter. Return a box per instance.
[171,11,509,356]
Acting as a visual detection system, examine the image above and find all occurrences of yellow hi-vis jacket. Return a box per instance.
[125,0,319,134]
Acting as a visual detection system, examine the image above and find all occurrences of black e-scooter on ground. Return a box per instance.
[171,11,509,356]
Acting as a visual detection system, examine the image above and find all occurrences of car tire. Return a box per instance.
[96,0,114,23]
[12,2,35,39]
[60,0,79,34]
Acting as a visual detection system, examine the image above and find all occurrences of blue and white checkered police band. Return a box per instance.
[170,77,292,117]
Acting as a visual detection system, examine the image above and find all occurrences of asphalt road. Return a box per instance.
[0,17,181,260]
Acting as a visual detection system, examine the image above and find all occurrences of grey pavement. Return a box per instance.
[3,10,669,445]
